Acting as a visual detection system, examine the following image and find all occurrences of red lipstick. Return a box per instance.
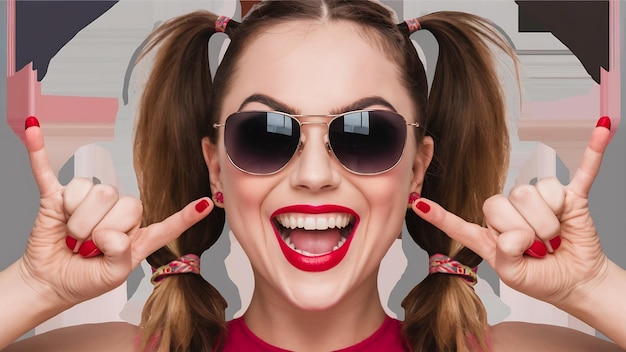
[271,205,359,272]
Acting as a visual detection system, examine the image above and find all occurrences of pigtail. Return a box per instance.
[402,12,517,352]
[133,11,229,352]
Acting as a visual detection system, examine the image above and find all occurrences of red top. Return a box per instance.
[221,315,406,352]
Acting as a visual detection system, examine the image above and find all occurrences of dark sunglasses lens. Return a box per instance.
[224,112,300,174]
[328,111,407,174]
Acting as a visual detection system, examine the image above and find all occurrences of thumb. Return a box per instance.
[495,229,536,283]
[91,228,132,285]
[411,198,494,263]
[132,197,214,264]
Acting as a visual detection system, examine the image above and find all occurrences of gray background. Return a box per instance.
[1,0,624,339]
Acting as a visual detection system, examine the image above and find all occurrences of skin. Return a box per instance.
[2,17,624,352]
[203,20,432,351]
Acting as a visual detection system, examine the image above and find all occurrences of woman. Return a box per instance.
[1,1,624,351]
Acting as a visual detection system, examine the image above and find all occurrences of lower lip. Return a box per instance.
[271,206,358,272]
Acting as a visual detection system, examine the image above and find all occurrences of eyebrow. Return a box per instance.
[238,94,398,115]
[238,94,299,114]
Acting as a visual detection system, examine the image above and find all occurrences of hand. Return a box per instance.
[412,117,612,306]
[17,116,213,307]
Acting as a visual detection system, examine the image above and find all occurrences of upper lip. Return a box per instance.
[271,204,358,218]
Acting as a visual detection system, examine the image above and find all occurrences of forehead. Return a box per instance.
[222,20,412,116]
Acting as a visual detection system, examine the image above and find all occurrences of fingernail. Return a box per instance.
[408,192,421,204]
[525,240,547,258]
[66,236,78,252]
[25,116,40,130]
[195,199,210,213]
[549,236,562,251]
[416,201,430,213]
[596,116,611,130]
[78,240,101,258]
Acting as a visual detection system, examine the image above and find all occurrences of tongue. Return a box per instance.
[290,229,341,255]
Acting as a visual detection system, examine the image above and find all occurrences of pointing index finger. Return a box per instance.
[25,117,62,197]
[412,198,495,265]
[568,117,612,198]
[131,198,214,264]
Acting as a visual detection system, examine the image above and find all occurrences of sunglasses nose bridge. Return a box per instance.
[297,121,332,154]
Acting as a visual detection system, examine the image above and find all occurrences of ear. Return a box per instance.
[409,135,434,197]
[202,137,224,208]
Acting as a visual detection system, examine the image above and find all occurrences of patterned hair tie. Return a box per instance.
[151,254,201,284]
[405,18,421,33]
[215,15,231,33]
[429,254,478,286]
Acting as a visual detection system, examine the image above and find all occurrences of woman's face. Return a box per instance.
[204,20,432,310]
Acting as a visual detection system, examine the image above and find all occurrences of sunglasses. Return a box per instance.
[213,110,420,175]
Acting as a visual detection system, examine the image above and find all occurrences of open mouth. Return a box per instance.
[274,213,355,256]
[271,205,359,272]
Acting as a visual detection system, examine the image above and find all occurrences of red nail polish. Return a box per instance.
[549,236,562,251]
[596,116,611,130]
[78,240,101,258]
[195,199,210,213]
[525,240,547,258]
[416,201,430,213]
[25,116,40,130]
[66,236,78,252]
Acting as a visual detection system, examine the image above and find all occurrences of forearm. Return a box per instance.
[0,261,70,350]
[557,260,626,349]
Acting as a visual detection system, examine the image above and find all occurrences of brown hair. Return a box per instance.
[133,1,516,351]
[402,12,514,352]
[134,11,227,351]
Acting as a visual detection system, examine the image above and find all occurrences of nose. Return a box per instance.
[289,125,341,192]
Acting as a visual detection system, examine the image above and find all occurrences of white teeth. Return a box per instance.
[289,215,297,229]
[275,212,354,256]
[304,217,316,230]
[316,217,328,230]
[276,213,353,231]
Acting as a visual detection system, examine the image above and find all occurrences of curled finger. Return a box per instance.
[66,184,119,242]
[483,194,534,235]
[93,196,143,236]
[509,184,561,249]
[535,177,566,216]
[63,177,95,215]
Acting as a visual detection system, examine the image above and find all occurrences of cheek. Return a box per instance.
[369,158,414,208]
[357,165,413,244]
[219,160,282,251]
[220,161,267,232]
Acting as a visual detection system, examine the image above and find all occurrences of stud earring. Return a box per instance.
[408,192,420,205]
[215,191,224,204]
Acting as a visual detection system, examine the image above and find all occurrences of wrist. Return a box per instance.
[0,260,72,348]
[555,260,626,348]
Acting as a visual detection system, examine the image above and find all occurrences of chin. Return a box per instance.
[281,279,351,311]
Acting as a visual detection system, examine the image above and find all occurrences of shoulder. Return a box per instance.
[4,322,139,352]
[490,321,623,352]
